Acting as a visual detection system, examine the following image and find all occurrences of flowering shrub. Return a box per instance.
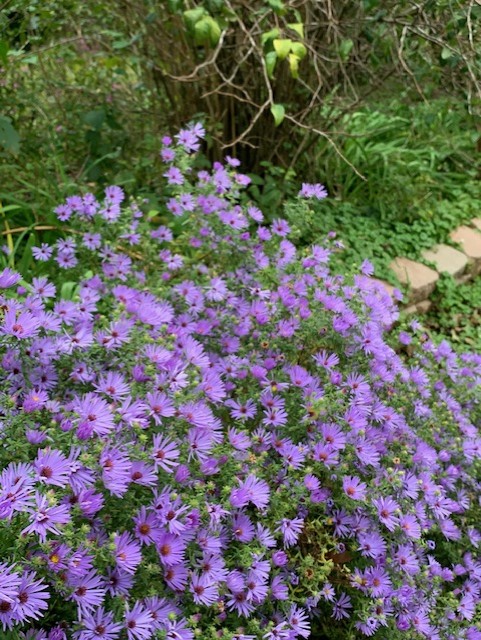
[2,124,481,640]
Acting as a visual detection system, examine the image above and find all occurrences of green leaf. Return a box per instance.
[167,0,184,11]
[339,38,354,61]
[261,28,280,47]
[288,53,300,78]
[441,47,452,60]
[290,42,306,60]
[0,116,20,155]
[112,39,132,49]
[270,103,285,127]
[60,281,79,300]
[82,108,106,130]
[267,0,285,14]
[0,41,9,66]
[265,51,277,79]
[22,55,38,64]
[273,38,292,60]
[287,22,304,39]
[202,16,222,46]
[194,16,221,45]
[183,7,207,31]
[18,233,35,274]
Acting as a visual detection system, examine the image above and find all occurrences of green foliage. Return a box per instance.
[287,98,481,280]
[1,0,480,284]
[316,99,480,224]
[425,275,481,352]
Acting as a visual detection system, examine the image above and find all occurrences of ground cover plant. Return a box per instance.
[424,274,481,354]
[290,99,481,281]
[2,127,481,639]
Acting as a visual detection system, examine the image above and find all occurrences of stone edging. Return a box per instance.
[376,219,481,314]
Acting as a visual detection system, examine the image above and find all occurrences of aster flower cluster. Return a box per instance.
[1,125,481,640]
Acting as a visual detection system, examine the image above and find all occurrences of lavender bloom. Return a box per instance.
[74,606,123,640]
[0,267,21,288]
[22,492,70,542]
[124,602,154,640]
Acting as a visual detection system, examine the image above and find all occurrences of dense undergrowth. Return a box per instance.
[1,2,480,301]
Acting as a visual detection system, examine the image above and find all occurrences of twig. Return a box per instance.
[284,114,367,181]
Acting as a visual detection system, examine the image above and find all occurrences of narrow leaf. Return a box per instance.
[265,51,277,79]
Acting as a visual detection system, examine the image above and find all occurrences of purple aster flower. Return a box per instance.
[124,602,154,640]
[145,392,175,425]
[34,449,71,487]
[190,573,219,606]
[277,518,304,547]
[100,447,131,498]
[373,496,400,531]
[2,309,39,339]
[0,267,21,288]
[73,393,115,438]
[156,532,186,566]
[342,475,368,501]
[230,475,270,510]
[395,544,420,575]
[133,507,161,545]
[56,250,78,268]
[163,617,194,640]
[23,389,49,413]
[232,513,255,543]
[271,218,290,237]
[0,563,21,603]
[105,568,134,597]
[365,566,392,597]
[151,435,179,473]
[22,492,71,542]
[32,276,56,298]
[74,606,123,640]
[298,182,328,199]
[114,532,142,574]
[320,582,335,602]
[288,605,311,638]
[99,204,121,224]
[357,532,386,559]
[164,166,184,185]
[164,564,188,591]
[14,571,50,625]
[32,243,53,261]
[226,590,255,617]
[69,569,106,615]
[399,514,421,539]
[332,592,352,620]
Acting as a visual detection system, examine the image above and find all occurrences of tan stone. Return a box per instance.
[404,305,418,315]
[471,218,481,232]
[450,225,481,274]
[389,257,439,304]
[421,244,467,278]
[416,299,432,313]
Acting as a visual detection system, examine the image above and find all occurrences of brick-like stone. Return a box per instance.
[416,299,432,313]
[404,304,418,315]
[450,225,481,274]
[421,243,467,278]
[471,218,481,232]
[389,257,438,303]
